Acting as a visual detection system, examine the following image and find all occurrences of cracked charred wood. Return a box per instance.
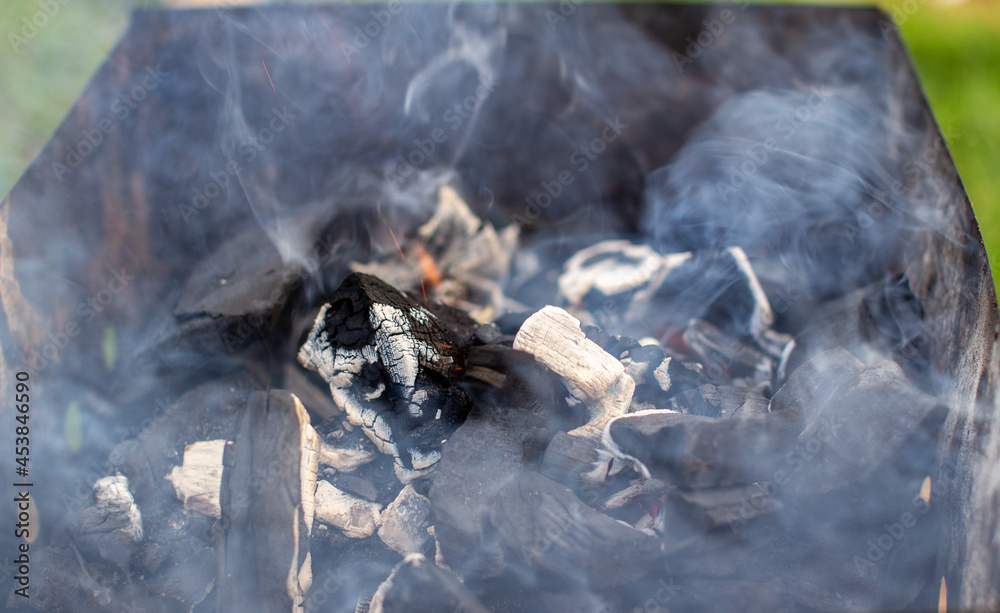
[489,471,680,589]
[378,485,433,557]
[72,476,143,570]
[605,359,949,495]
[667,383,770,418]
[367,553,491,613]
[298,272,477,481]
[429,350,572,578]
[167,439,225,519]
[216,390,320,613]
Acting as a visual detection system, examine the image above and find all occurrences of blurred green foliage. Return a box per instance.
[1,0,998,279]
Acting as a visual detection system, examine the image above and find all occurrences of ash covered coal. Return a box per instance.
[7,3,988,613]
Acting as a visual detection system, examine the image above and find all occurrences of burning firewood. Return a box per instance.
[298,272,476,481]
[216,390,319,613]
[353,185,519,319]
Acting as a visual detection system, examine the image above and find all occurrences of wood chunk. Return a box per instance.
[216,390,320,613]
[606,360,949,495]
[787,359,949,496]
[378,485,432,556]
[513,306,634,449]
[668,384,770,418]
[540,432,603,487]
[429,352,567,578]
[603,408,801,486]
[682,318,773,385]
[514,306,625,405]
[559,243,776,348]
[768,347,863,413]
[489,471,677,588]
[174,222,299,317]
[315,481,382,539]
[653,356,708,397]
[74,476,143,569]
[369,554,491,613]
[167,439,225,519]
[352,185,518,317]
[298,272,475,478]
[318,439,377,473]
[674,483,783,530]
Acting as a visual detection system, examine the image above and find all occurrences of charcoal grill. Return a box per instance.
[1,4,998,612]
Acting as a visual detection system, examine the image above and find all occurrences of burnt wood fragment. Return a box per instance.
[299,272,476,479]
[368,554,491,613]
[174,222,300,318]
[682,318,773,386]
[667,383,770,418]
[489,471,678,589]
[429,350,570,578]
[605,359,948,495]
[72,476,144,570]
[216,390,320,613]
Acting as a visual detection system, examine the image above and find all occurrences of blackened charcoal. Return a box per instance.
[604,409,801,487]
[489,471,677,589]
[672,483,783,531]
[560,242,775,348]
[493,310,533,335]
[299,272,476,477]
[369,554,491,613]
[606,360,949,496]
[652,357,709,397]
[429,353,571,577]
[175,222,299,317]
[668,384,770,418]
[768,348,863,413]
[682,319,773,385]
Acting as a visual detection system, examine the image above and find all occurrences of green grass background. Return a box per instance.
[1,0,998,276]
